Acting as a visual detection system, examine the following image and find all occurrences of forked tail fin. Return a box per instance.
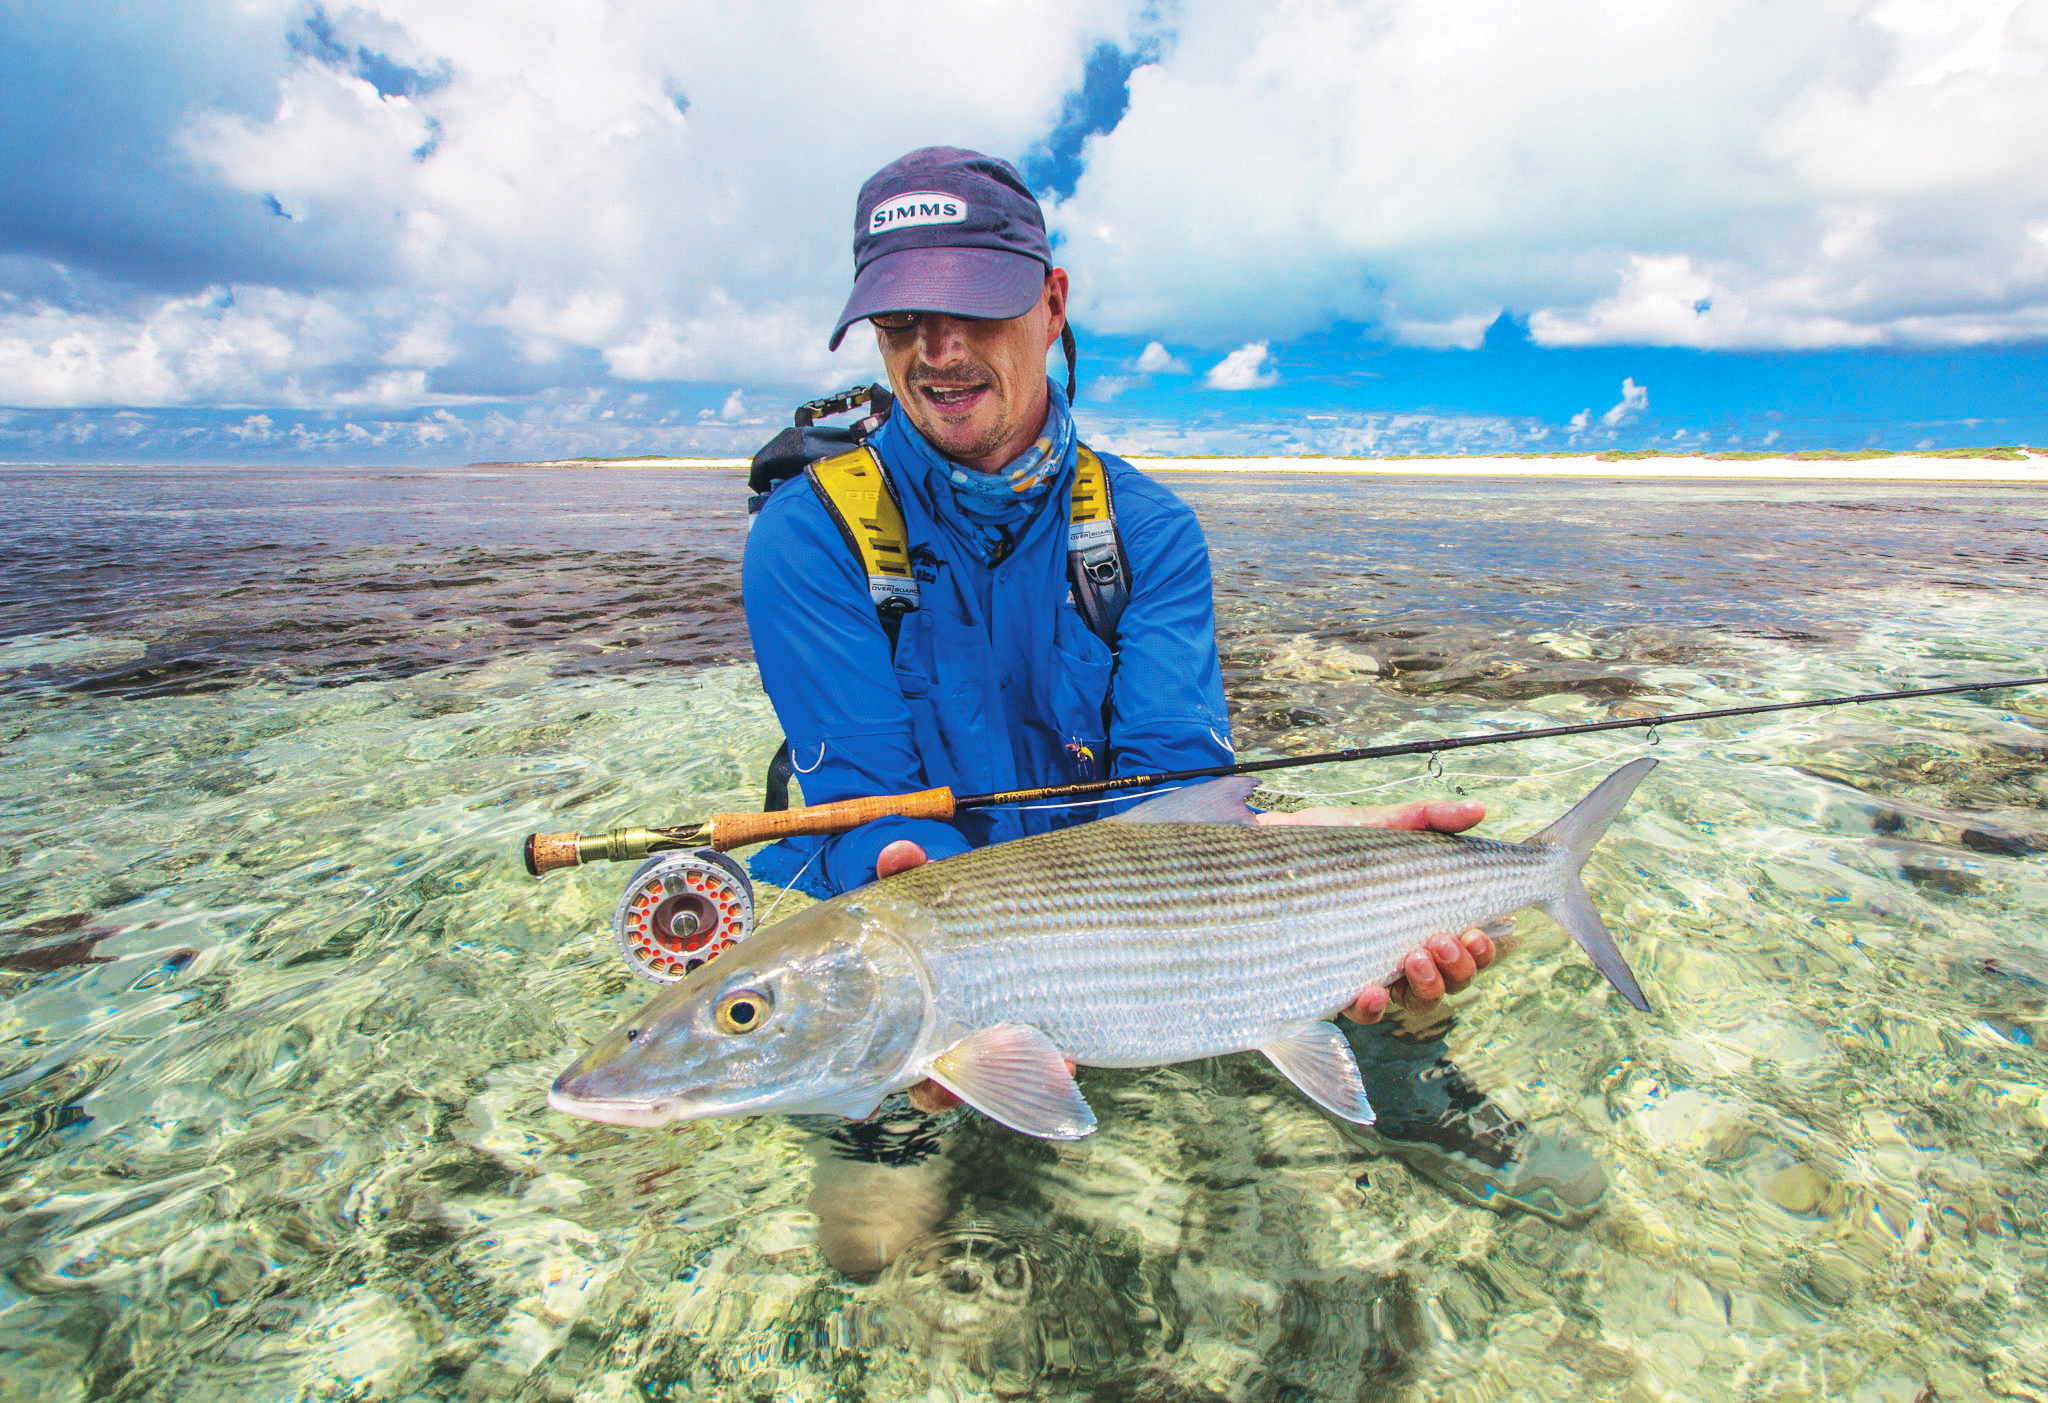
[1524,757,1657,1011]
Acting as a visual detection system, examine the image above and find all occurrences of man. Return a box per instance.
[744,149,1577,1274]
[746,151,1621,1269]
[743,146,1493,1025]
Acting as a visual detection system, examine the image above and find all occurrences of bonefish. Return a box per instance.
[549,758,1657,1139]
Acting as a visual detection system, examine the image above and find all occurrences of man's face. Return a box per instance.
[874,268,1068,474]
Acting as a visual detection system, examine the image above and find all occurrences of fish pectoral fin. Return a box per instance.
[1260,1019,1376,1126]
[926,1024,1096,1141]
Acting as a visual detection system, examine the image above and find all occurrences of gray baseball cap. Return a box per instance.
[829,147,1053,350]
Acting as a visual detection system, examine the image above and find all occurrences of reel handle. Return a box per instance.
[521,787,956,876]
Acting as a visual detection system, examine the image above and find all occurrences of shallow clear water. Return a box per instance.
[2,466,2044,1401]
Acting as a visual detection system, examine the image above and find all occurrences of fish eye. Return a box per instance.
[624,1028,640,1043]
[715,989,772,1034]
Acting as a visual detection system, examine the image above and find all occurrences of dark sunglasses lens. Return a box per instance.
[869,312,920,331]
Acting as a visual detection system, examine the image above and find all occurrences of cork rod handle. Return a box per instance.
[706,787,956,850]
[525,831,586,876]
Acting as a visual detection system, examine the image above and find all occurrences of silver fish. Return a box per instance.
[549,757,1656,1140]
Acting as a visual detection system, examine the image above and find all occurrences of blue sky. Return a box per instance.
[3,1,2046,464]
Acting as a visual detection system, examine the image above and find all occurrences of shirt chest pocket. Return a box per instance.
[1048,603,1113,777]
[890,609,937,698]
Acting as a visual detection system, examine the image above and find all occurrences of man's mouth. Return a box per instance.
[918,382,989,412]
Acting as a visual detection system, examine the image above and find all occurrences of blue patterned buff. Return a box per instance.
[895,380,1075,564]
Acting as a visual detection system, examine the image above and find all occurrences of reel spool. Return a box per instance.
[611,849,755,984]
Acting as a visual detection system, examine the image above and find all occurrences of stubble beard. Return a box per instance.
[904,363,1010,470]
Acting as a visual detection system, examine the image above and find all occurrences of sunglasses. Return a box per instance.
[868,310,995,332]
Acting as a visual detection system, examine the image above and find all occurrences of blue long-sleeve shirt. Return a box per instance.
[741,410,1234,897]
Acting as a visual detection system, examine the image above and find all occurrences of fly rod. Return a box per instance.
[522,673,2047,876]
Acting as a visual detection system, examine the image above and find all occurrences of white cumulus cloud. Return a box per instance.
[1052,0,2048,350]
[3,0,1147,409]
[7,0,2048,428]
[1601,376,1649,426]
[1204,341,1279,390]
[1134,340,1190,374]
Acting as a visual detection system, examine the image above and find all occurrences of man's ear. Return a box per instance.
[1043,267,1070,349]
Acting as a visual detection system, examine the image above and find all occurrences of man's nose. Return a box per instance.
[913,314,971,367]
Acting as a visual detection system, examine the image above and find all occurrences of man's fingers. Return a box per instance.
[1428,931,1479,994]
[876,840,930,880]
[907,1060,1079,1118]
[1359,928,1498,1020]
[1399,799,1487,833]
[907,1079,959,1113]
[1257,800,1486,833]
[1341,985,1391,1025]
[1398,947,1446,1009]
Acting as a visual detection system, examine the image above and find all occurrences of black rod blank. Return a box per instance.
[953,673,2048,811]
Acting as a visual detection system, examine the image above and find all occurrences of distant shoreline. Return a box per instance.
[7,450,2042,483]
[502,448,2048,484]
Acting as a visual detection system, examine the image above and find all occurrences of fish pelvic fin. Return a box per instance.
[927,1024,1096,1140]
[1109,776,1259,825]
[1260,1019,1375,1125]
[1526,757,1657,1012]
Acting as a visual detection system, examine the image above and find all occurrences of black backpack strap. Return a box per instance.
[747,384,894,516]
[762,739,795,812]
[750,387,897,812]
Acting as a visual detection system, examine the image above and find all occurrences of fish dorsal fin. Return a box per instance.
[927,1024,1096,1140]
[1109,777,1260,826]
[1260,1019,1376,1125]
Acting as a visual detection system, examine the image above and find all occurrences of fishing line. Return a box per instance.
[1007,788,1191,813]
[952,672,2048,813]
[755,845,819,920]
[521,671,2046,880]
[1254,736,1675,802]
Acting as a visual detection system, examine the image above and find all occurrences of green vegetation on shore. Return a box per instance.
[508,446,2040,469]
[1128,446,2037,462]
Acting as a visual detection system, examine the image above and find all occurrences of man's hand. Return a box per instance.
[1252,797,1498,1023]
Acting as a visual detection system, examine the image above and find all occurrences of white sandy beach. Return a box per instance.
[531,452,2048,484]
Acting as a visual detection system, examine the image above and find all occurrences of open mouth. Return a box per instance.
[918,382,989,413]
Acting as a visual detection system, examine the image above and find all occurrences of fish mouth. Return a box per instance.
[546,1084,690,1128]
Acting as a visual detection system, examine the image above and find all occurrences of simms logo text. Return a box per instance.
[870,192,968,233]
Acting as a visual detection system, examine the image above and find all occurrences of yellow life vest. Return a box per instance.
[805,442,1129,648]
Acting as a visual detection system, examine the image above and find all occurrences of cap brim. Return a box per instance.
[829,247,1047,349]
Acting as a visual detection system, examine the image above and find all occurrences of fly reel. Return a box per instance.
[611,849,755,984]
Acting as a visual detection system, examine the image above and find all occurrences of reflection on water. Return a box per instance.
[2,466,2045,1400]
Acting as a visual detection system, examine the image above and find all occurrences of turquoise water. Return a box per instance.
[2,467,2044,1400]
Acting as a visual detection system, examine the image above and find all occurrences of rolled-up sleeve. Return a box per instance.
[741,485,971,895]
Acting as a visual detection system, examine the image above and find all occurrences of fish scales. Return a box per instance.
[549,761,1656,1139]
[881,821,1561,1066]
